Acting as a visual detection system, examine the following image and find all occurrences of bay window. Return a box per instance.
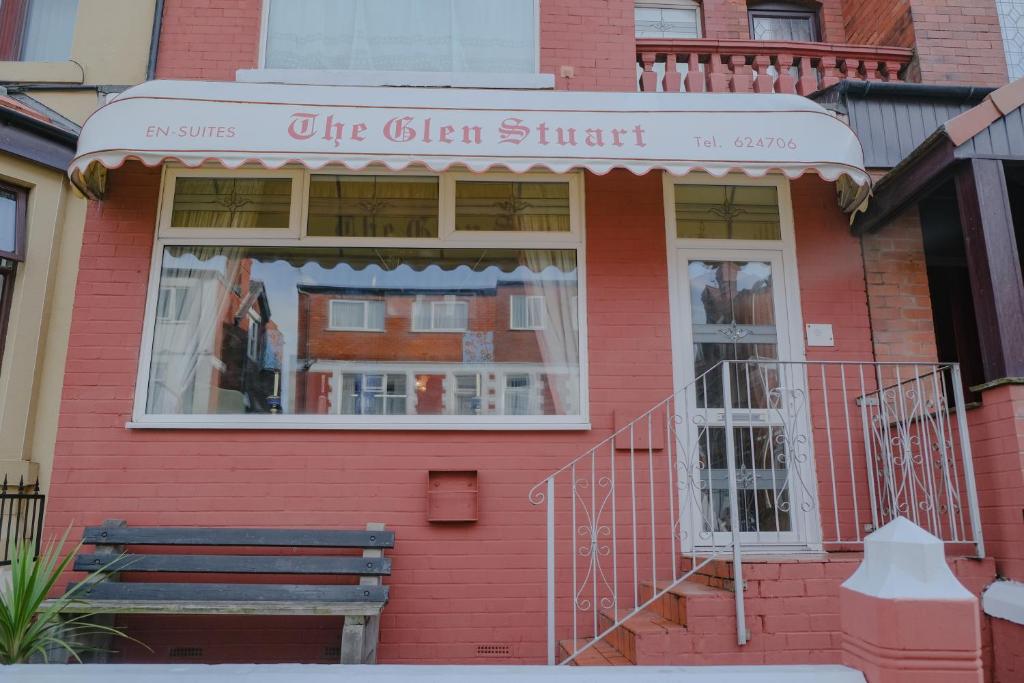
[262,0,538,75]
[138,168,586,428]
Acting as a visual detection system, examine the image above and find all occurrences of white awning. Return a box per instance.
[70,80,870,209]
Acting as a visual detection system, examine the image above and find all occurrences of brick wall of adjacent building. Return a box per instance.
[700,0,847,42]
[861,209,939,363]
[909,0,1010,86]
[841,0,916,47]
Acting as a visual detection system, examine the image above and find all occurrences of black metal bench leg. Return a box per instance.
[340,614,379,664]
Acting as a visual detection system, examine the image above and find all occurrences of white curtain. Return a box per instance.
[266,0,535,73]
[523,250,581,416]
[147,247,247,415]
[20,0,78,61]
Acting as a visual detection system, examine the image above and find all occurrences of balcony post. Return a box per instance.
[730,55,753,92]
[818,55,840,89]
[752,54,773,93]
[707,53,731,92]
[774,54,796,93]
[639,51,658,92]
[684,53,705,93]
[839,57,860,81]
[861,59,881,81]
[663,53,682,93]
[796,56,819,96]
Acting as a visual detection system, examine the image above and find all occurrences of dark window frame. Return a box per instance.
[0,181,28,262]
[0,258,16,373]
[747,2,821,42]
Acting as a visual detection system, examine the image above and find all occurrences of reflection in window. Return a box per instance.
[146,246,581,418]
[170,177,292,229]
[329,299,385,331]
[308,175,439,238]
[689,260,779,408]
[455,181,571,232]
[510,294,546,330]
[265,0,536,73]
[747,4,819,42]
[0,0,79,61]
[676,185,781,240]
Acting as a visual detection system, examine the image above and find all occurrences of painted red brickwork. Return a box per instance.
[155,0,261,80]
[703,0,846,43]
[991,617,1024,683]
[841,0,915,48]
[46,165,882,664]
[861,209,939,363]
[967,384,1024,583]
[540,0,638,91]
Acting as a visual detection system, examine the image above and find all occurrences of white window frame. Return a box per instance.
[255,0,543,81]
[635,0,703,39]
[156,285,189,323]
[246,310,261,361]
[132,165,589,430]
[158,166,305,239]
[510,294,546,331]
[328,299,386,332]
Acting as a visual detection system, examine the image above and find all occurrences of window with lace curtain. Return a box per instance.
[262,0,538,74]
[0,0,78,61]
[635,1,702,39]
[139,167,587,427]
[747,1,820,42]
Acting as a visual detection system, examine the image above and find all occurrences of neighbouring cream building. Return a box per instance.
[0,0,157,489]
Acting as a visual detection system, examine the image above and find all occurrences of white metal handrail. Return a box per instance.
[530,359,984,665]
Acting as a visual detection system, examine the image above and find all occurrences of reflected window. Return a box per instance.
[675,184,782,240]
[145,246,582,418]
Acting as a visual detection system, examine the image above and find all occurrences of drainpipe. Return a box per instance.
[146,0,165,80]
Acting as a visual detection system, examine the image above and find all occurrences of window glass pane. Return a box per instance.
[19,0,78,61]
[750,14,815,41]
[146,246,582,417]
[455,181,571,233]
[635,4,700,38]
[308,175,439,238]
[675,185,781,240]
[265,0,536,73]
[0,189,17,255]
[170,177,292,229]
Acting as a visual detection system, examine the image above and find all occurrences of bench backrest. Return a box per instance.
[74,521,394,579]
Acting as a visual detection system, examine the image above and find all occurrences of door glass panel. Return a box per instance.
[675,185,781,240]
[699,427,793,533]
[689,259,780,407]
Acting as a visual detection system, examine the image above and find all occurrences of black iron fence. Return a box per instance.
[0,477,45,566]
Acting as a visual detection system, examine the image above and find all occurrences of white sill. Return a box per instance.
[235,68,556,90]
[126,419,591,431]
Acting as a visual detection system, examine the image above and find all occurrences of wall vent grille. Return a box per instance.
[323,645,341,659]
[476,643,512,657]
[168,646,203,658]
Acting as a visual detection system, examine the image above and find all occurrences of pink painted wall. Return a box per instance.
[46,165,872,664]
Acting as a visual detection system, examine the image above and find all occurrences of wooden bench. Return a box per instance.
[47,520,394,664]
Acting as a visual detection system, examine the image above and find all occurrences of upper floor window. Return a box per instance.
[635,1,702,39]
[0,0,78,61]
[747,2,820,42]
[262,0,538,74]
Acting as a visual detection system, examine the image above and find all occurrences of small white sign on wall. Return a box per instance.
[806,323,835,347]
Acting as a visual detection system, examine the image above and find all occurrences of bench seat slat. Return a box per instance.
[82,527,395,549]
[69,582,389,605]
[42,598,384,617]
[74,553,391,576]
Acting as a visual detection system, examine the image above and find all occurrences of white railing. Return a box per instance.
[530,359,984,665]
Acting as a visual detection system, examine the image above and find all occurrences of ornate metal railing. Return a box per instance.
[531,359,983,665]
[636,39,915,94]
[0,477,45,566]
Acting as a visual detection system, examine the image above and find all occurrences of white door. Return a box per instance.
[666,178,818,551]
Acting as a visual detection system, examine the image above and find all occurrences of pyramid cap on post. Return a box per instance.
[842,517,974,601]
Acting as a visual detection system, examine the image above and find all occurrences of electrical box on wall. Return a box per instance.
[427,470,478,523]
[806,323,835,347]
